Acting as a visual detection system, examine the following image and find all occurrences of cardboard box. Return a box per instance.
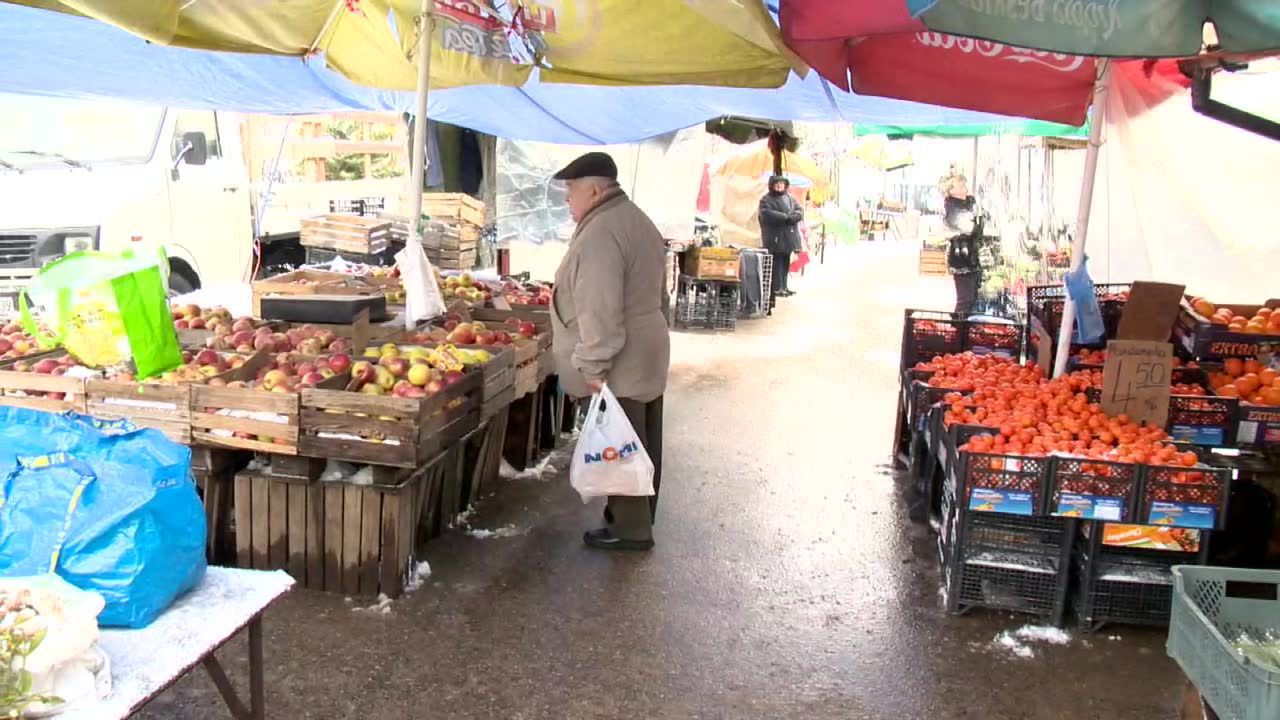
[683,247,741,282]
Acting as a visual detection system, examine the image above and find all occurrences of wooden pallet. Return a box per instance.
[86,380,192,444]
[298,368,482,467]
[420,192,486,228]
[232,452,448,597]
[301,214,392,255]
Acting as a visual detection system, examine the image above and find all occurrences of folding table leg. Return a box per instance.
[249,617,265,720]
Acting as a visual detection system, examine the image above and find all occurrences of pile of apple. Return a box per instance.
[106,349,251,385]
[440,273,492,304]
[349,344,468,399]
[498,279,552,306]
[217,351,354,393]
[0,322,43,361]
[405,316,537,348]
[201,321,353,356]
[171,304,240,331]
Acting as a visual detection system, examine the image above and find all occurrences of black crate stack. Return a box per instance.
[1072,522,1209,632]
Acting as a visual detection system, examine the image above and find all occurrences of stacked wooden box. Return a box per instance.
[420,193,485,270]
[301,214,392,256]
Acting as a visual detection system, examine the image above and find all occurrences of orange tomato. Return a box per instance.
[1224,358,1245,377]
[1217,384,1241,398]
[1236,374,1262,396]
[1259,369,1278,387]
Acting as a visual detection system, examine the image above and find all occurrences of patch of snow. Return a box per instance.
[455,505,476,527]
[499,455,557,481]
[966,551,1058,574]
[1107,635,1122,641]
[353,593,393,614]
[466,524,527,539]
[404,561,431,593]
[991,631,1035,659]
[349,466,374,486]
[1014,625,1071,645]
[320,460,359,482]
[1097,564,1172,585]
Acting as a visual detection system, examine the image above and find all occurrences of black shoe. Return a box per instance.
[583,527,653,552]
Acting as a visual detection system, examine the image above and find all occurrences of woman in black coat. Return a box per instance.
[758,175,803,298]
[943,177,983,316]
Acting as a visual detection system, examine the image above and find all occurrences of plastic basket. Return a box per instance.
[1140,464,1233,530]
[955,451,1051,517]
[1048,457,1140,522]
[1168,566,1280,720]
[1074,524,1208,632]
[674,275,738,331]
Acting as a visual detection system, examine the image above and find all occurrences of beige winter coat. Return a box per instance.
[552,188,670,402]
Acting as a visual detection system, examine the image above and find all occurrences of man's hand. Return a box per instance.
[585,377,606,394]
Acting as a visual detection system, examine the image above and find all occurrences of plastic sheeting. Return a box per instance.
[1082,62,1280,300]
[0,2,1016,146]
[495,128,705,245]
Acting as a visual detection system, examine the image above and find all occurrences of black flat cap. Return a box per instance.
[553,151,618,181]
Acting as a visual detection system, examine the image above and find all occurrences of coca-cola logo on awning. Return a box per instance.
[915,32,1086,73]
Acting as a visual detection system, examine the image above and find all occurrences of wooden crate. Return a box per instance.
[298,368,483,467]
[919,247,949,277]
[300,214,392,255]
[462,409,509,509]
[86,380,193,444]
[683,246,741,282]
[423,223,478,252]
[251,270,381,317]
[232,453,447,597]
[0,355,90,413]
[194,467,236,565]
[188,352,350,455]
[420,192,486,228]
[514,358,539,399]
[426,248,477,271]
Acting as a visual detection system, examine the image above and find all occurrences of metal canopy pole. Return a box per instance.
[407,0,435,245]
[1052,59,1111,378]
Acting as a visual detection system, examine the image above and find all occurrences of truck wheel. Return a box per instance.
[168,261,200,297]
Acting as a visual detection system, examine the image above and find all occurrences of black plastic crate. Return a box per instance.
[905,378,971,432]
[329,197,387,217]
[902,309,963,368]
[940,504,1074,624]
[901,309,1024,370]
[1167,393,1239,446]
[1048,457,1141,522]
[674,274,738,331]
[1073,522,1209,632]
[1025,283,1130,359]
[1138,463,1233,530]
[952,450,1051,517]
[304,245,396,267]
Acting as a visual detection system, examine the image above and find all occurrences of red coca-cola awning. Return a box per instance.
[779,0,1097,125]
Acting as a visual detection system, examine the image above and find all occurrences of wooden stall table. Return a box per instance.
[60,567,294,720]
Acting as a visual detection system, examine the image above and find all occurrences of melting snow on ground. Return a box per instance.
[499,456,557,481]
[353,593,393,615]
[404,561,432,593]
[466,524,527,539]
[990,625,1073,659]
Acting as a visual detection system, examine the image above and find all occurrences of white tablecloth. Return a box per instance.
[58,567,294,720]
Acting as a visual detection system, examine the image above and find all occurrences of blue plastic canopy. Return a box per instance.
[0,2,1018,145]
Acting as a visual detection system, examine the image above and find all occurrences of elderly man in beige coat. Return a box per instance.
[550,152,670,552]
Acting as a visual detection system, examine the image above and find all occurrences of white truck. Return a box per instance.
[0,94,405,312]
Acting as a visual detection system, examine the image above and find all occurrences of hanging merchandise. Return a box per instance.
[18,248,182,378]
[1064,257,1105,345]
[395,241,448,329]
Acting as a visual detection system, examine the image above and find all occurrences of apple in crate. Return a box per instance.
[328,353,352,374]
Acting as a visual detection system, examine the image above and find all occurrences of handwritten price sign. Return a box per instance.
[1100,339,1173,427]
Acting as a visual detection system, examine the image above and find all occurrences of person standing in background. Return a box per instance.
[943,175,982,316]
[758,175,803,301]
[550,152,670,552]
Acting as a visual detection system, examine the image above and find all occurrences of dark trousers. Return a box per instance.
[953,271,980,316]
[607,395,664,542]
[770,252,791,295]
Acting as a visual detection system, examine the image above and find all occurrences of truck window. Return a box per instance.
[0,94,163,167]
[171,110,222,160]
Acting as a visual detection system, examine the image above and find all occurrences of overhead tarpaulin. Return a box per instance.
[0,1,1019,145]
[3,0,795,90]
[1077,61,1280,301]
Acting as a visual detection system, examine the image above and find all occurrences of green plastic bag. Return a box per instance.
[19,248,182,378]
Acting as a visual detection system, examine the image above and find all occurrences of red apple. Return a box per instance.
[253,334,274,351]
[443,370,465,386]
[295,362,318,377]
[328,338,351,353]
[384,357,410,378]
[300,371,326,387]
[231,318,255,332]
[475,330,496,346]
[425,379,444,395]
[195,349,220,366]
[328,353,352,374]
[262,369,288,390]
[32,358,59,374]
[493,331,512,345]
[188,317,206,329]
[517,321,537,338]
[174,318,190,329]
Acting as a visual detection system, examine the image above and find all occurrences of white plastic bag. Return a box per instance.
[395,240,448,329]
[570,384,655,502]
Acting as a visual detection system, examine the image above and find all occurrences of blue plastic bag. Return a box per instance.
[1064,256,1106,345]
[0,418,206,628]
